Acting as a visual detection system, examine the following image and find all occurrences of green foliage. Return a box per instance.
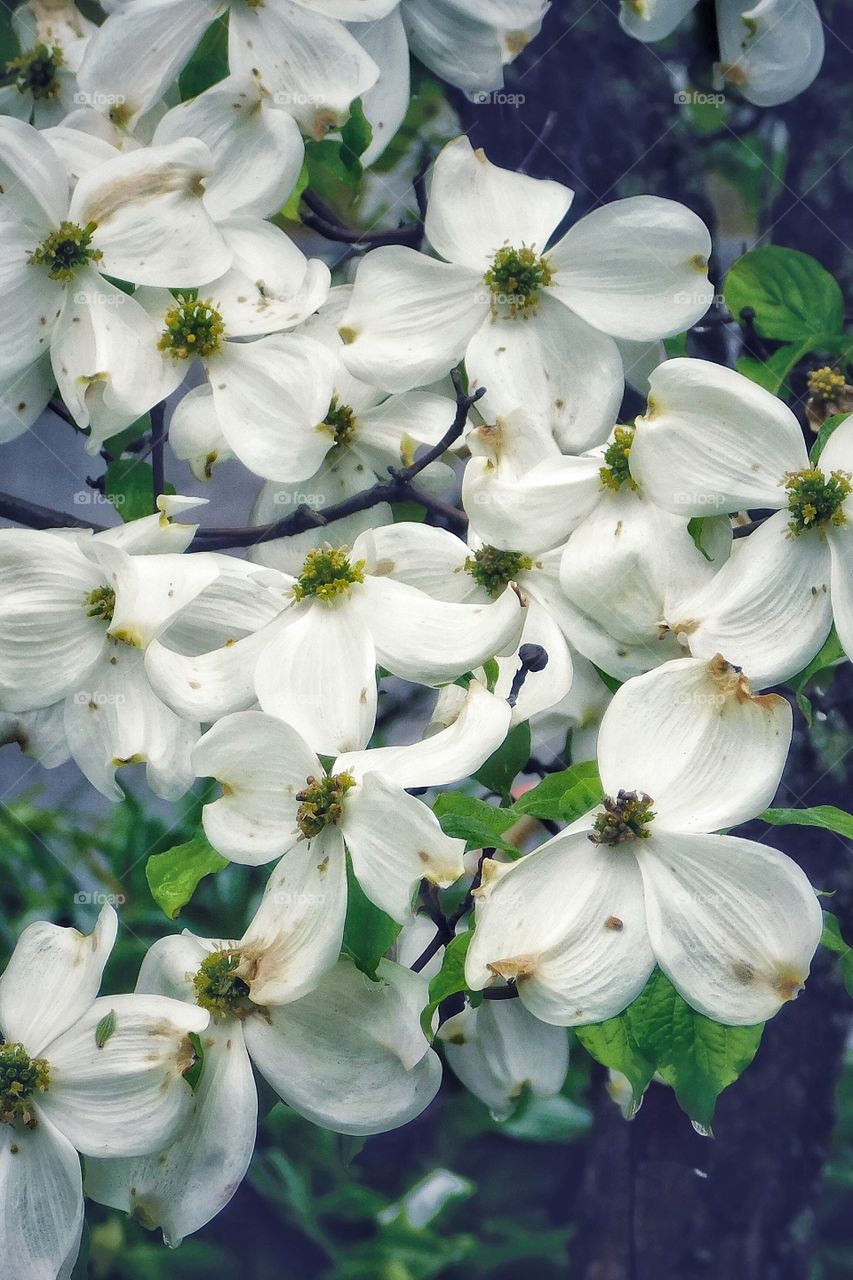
[578,970,764,1127]
[178,20,228,100]
[104,458,175,522]
[511,762,602,823]
[342,857,401,980]
[687,516,715,561]
[432,793,521,855]
[146,829,228,920]
[787,628,846,724]
[421,931,472,1035]
[473,723,531,800]
[761,805,853,839]
[821,912,853,999]
[811,413,849,464]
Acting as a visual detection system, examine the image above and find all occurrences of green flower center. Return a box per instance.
[807,366,846,400]
[483,245,553,317]
[30,221,102,282]
[7,43,64,99]
[85,585,115,624]
[293,547,365,603]
[322,396,357,447]
[0,1042,50,1126]
[589,790,655,846]
[192,951,251,1022]
[599,426,637,492]
[784,467,851,536]
[296,771,355,839]
[158,294,224,361]
[465,546,532,596]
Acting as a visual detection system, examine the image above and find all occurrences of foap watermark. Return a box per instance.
[73,891,126,906]
[72,290,127,307]
[73,91,126,108]
[673,90,725,107]
[273,490,328,507]
[472,91,526,107]
[73,490,126,507]
[72,691,127,707]
[273,90,324,107]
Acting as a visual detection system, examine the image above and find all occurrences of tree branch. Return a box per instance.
[300,189,423,248]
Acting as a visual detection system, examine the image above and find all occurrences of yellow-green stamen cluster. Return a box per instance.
[7,43,64,99]
[296,771,355,839]
[323,396,357,447]
[808,366,846,400]
[589,790,656,846]
[784,467,852,536]
[192,951,250,1021]
[29,221,101,282]
[484,245,553,317]
[85,585,115,623]
[158,295,224,361]
[0,1042,50,1126]
[465,546,532,596]
[599,426,637,491]
[293,547,365,603]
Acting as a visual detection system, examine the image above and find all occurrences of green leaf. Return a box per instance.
[501,1092,592,1142]
[575,1016,655,1112]
[511,761,602,823]
[145,829,228,919]
[340,97,373,170]
[280,159,309,222]
[421,931,472,1035]
[736,338,821,396]
[686,517,714,562]
[433,792,521,855]
[104,459,175,522]
[760,805,853,839]
[592,665,622,695]
[821,911,853,998]
[342,857,401,980]
[179,19,228,99]
[787,627,845,724]
[625,970,764,1128]
[95,1008,117,1049]
[183,1030,206,1091]
[811,412,849,464]
[473,722,531,799]
[724,246,844,342]
[102,414,150,462]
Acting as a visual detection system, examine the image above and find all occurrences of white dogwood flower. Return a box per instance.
[400,0,550,95]
[194,677,510,920]
[85,864,440,1246]
[339,136,712,398]
[629,357,853,686]
[0,2,95,127]
[0,904,208,1279]
[439,997,569,1120]
[466,654,822,1026]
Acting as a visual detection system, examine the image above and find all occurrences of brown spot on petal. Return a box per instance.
[604,916,624,931]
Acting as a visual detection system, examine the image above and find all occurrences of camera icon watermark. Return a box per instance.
[273,91,323,107]
[472,91,526,107]
[673,90,725,106]
[73,490,126,506]
[74,891,126,905]
[273,491,327,507]
[72,290,126,307]
[73,91,126,107]
[72,691,127,706]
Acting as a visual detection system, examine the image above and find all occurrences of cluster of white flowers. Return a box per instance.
[0,0,838,1274]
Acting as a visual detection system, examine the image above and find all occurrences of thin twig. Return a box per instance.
[300,188,422,248]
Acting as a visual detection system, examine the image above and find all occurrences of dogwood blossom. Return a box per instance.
[466,655,823,1025]
[0,904,208,1278]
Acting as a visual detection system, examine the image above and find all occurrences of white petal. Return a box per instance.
[343,775,465,921]
[81,542,219,649]
[637,830,822,1023]
[243,959,441,1134]
[355,574,525,686]
[402,0,548,93]
[0,905,116,1054]
[465,833,655,1025]
[0,528,103,712]
[355,389,461,473]
[39,126,119,188]
[168,384,232,481]
[84,1019,257,1247]
[548,197,713,340]
[0,222,64,379]
[669,510,833,688]
[0,353,54,443]
[229,0,378,138]
[467,294,623,454]
[92,494,207,556]
[40,993,207,1157]
[194,711,319,865]
[237,832,348,1007]
[154,78,305,220]
[596,654,792,832]
[0,115,68,231]
[440,998,569,1119]
[0,1114,83,1280]
[210,217,330,336]
[463,453,602,553]
[619,0,699,41]
[336,678,512,788]
[366,522,474,601]
[491,595,574,727]
[339,246,487,393]
[70,138,232,287]
[0,702,69,769]
[254,599,377,756]
[716,0,824,107]
[210,334,338,481]
[76,0,219,124]
[353,10,410,166]
[828,523,853,662]
[630,357,808,514]
[425,136,573,273]
[144,622,280,723]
